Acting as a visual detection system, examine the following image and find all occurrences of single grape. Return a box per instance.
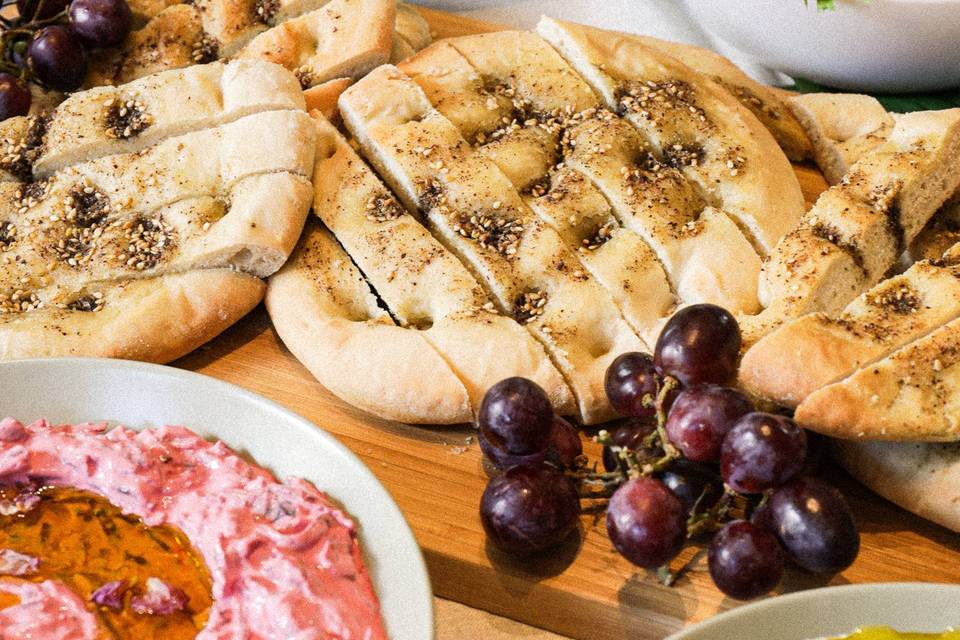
[478,377,553,455]
[17,0,68,20]
[27,26,88,92]
[0,74,32,121]
[480,415,582,471]
[658,459,723,516]
[10,39,31,70]
[708,520,783,600]
[606,477,686,569]
[604,352,659,419]
[665,385,753,462]
[480,465,581,554]
[601,419,658,472]
[763,477,859,574]
[720,413,806,493]
[69,0,133,48]
[654,304,742,386]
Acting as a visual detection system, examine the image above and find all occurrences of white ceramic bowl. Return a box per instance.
[669,582,960,639]
[683,0,960,92]
[0,358,434,640]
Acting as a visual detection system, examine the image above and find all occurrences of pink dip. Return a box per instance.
[0,418,387,640]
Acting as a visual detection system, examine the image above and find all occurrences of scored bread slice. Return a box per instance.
[536,17,804,256]
[398,36,676,340]
[795,312,960,441]
[760,108,960,316]
[630,34,812,162]
[40,60,305,178]
[267,219,473,424]
[307,112,574,414]
[238,0,395,88]
[0,268,264,362]
[788,93,894,185]
[740,254,960,408]
[340,65,647,423]
[911,192,960,262]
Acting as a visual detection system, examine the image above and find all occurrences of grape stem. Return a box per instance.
[657,547,708,587]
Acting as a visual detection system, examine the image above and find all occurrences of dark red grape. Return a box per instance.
[654,304,741,386]
[17,0,68,20]
[606,477,686,568]
[480,415,582,471]
[601,419,658,472]
[0,74,31,121]
[69,0,133,48]
[478,377,553,455]
[658,460,722,515]
[480,465,581,554]
[720,413,806,494]
[665,385,753,462]
[763,477,859,574]
[604,352,659,418]
[708,520,783,600]
[27,26,88,92]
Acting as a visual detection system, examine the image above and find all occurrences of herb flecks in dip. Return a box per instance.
[0,486,212,639]
[0,418,386,640]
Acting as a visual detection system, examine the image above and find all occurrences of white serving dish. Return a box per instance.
[669,582,960,639]
[683,0,960,92]
[0,357,434,640]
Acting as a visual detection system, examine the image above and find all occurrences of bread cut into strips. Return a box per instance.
[0,112,314,310]
[795,313,960,441]
[267,220,473,424]
[834,439,960,533]
[239,0,395,88]
[397,36,675,339]
[126,0,180,23]
[0,268,264,362]
[740,255,960,407]
[395,3,431,52]
[788,93,894,185]
[308,113,574,413]
[536,17,804,255]
[0,115,42,183]
[303,78,353,122]
[631,34,812,162]
[340,65,647,423]
[911,192,960,262]
[760,109,960,316]
[41,60,305,178]
[85,4,209,88]
[190,0,331,58]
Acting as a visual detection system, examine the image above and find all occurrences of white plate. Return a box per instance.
[669,582,960,640]
[0,357,434,640]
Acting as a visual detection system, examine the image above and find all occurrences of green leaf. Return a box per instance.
[789,77,960,114]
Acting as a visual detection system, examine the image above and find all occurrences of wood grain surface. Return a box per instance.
[172,10,960,640]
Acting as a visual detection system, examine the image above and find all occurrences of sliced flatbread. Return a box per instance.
[238,0,395,88]
[632,34,812,162]
[340,65,647,423]
[788,93,894,185]
[266,219,473,424]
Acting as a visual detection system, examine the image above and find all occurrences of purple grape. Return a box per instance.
[604,352,659,418]
[665,385,753,462]
[654,304,742,386]
[708,520,783,600]
[606,477,686,569]
[763,477,859,574]
[720,413,806,494]
[69,0,133,48]
[480,415,582,471]
[27,26,88,92]
[480,466,581,554]
[601,419,658,472]
[0,74,31,121]
[17,0,68,20]
[478,377,553,455]
[658,460,722,515]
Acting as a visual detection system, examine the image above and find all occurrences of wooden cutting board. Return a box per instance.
[174,8,960,639]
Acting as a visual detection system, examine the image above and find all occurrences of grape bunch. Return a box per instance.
[0,0,132,118]
[477,303,860,600]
